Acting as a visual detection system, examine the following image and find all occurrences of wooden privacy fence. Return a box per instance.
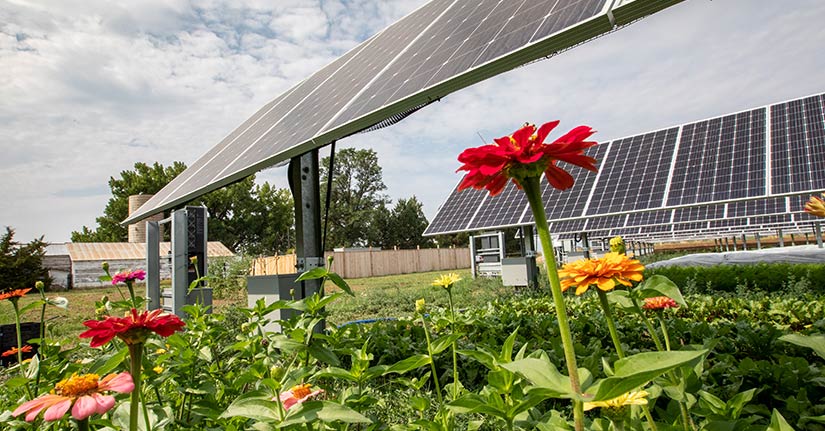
[250,248,470,279]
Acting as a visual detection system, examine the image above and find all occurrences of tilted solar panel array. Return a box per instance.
[126,0,685,225]
[425,92,825,242]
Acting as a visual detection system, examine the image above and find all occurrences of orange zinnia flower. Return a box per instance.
[804,193,825,218]
[0,288,32,301]
[558,252,644,295]
[643,296,678,310]
[12,372,134,422]
[2,345,33,357]
[79,308,185,347]
[457,121,597,196]
[278,384,323,410]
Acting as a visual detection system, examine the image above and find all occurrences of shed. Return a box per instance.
[44,242,234,288]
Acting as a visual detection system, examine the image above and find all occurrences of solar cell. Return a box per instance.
[423,181,487,235]
[127,0,645,225]
[426,92,825,243]
[466,181,529,230]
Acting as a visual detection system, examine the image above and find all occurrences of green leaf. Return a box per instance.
[779,333,825,360]
[24,353,39,379]
[727,388,756,419]
[280,401,371,425]
[386,354,432,375]
[638,275,687,307]
[308,344,341,366]
[501,357,577,399]
[447,395,507,420]
[431,333,463,355]
[327,272,354,296]
[88,348,129,375]
[501,328,519,363]
[220,391,280,421]
[589,350,707,401]
[410,395,430,412]
[296,267,328,282]
[768,409,795,431]
[315,367,357,383]
[607,290,635,311]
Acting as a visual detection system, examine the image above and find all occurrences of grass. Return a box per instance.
[0,269,515,342]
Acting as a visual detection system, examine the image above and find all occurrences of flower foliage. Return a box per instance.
[804,193,825,218]
[12,372,134,422]
[279,384,323,410]
[111,269,146,285]
[79,308,185,347]
[558,252,645,295]
[643,296,679,310]
[0,288,32,301]
[456,121,597,196]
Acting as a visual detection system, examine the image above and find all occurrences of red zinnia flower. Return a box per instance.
[457,121,598,196]
[2,345,33,357]
[79,308,185,347]
[643,296,679,310]
[13,372,133,422]
[0,288,32,301]
[111,269,146,285]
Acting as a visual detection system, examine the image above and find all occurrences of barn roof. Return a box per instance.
[55,242,234,261]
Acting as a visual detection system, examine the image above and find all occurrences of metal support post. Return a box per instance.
[170,209,189,317]
[289,149,324,332]
[816,222,823,249]
[469,235,478,279]
[805,233,811,245]
[791,233,796,246]
[580,232,590,259]
[732,236,738,251]
[778,228,784,247]
[523,225,539,289]
[755,233,762,250]
[724,237,730,251]
[146,221,161,310]
[741,234,747,251]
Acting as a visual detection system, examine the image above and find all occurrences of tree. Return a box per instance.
[320,148,390,248]
[71,162,187,242]
[389,196,431,249]
[0,227,51,292]
[72,162,295,255]
[366,203,393,249]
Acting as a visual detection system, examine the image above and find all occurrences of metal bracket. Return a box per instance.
[297,257,326,270]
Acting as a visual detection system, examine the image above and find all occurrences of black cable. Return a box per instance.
[322,141,336,254]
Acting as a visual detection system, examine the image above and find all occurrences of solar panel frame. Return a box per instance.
[127,0,670,226]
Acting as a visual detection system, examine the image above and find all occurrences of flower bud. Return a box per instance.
[35,281,44,291]
[102,262,109,272]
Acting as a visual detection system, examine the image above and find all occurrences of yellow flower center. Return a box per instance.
[54,373,99,398]
[291,384,313,399]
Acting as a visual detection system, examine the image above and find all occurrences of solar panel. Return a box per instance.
[422,181,487,236]
[426,91,825,243]
[466,181,529,231]
[127,0,683,225]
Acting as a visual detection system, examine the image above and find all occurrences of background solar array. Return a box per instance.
[128,0,681,225]
[426,92,825,242]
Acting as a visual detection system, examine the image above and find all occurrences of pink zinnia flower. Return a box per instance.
[12,372,134,421]
[643,296,679,310]
[111,269,146,285]
[278,384,323,410]
[80,308,185,347]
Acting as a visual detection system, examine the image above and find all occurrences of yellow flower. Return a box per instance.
[583,390,649,412]
[153,366,163,374]
[609,236,626,254]
[415,298,426,314]
[432,273,462,290]
[155,348,167,355]
[558,252,644,295]
[805,193,825,218]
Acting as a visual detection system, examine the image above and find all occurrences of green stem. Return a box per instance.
[521,176,583,431]
[420,314,443,405]
[597,290,624,359]
[76,418,89,431]
[129,343,144,431]
[656,314,671,351]
[126,281,137,310]
[633,299,665,352]
[448,290,459,400]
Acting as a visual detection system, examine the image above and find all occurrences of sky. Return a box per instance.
[2,0,825,244]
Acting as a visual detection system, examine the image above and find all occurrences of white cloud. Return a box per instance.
[1,0,824,244]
